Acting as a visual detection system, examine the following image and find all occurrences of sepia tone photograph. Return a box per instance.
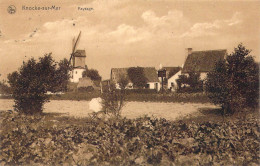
[0,0,259,165]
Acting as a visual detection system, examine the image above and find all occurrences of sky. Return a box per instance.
[0,0,259,80]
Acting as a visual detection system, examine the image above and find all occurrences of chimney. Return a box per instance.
[183,48,192,68]
[159,63,162,69]
[186,48,192,55]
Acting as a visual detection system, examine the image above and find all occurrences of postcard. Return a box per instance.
[0,0,259,165]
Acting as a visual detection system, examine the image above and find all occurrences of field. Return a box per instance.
[0,99,218,121]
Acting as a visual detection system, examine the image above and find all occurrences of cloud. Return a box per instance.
[43,19,75,30]
[106,10,188,44]
[142,10,184,27]
[3,9,188,46]
[228,12,242,26]
[141,10,189,36]
[108,24,150,43]
[3,28,40,44]
[180,12,242,38]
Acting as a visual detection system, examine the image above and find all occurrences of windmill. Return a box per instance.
[68,31,87,83]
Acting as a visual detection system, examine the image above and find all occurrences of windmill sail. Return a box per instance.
[68,31,81,67]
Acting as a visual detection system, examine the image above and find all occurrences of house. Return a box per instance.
[77,77,100,91]
[162,66,182,79]
[143,67,161,90]
[110,68,133,89]
[70,50,87,83]
[182,48,227,80]
[100,79,111,92]
[166,68,182,91]
[110,67,161,91]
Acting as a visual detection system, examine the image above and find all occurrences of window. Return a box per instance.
[75,71,77,74]
[155,83,158,90]
[146,84,150,89]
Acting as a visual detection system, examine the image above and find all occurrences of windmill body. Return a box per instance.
[70,50,87,83]
[68,31,87,83]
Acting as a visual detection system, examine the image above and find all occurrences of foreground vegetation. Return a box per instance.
[0,110,259,166]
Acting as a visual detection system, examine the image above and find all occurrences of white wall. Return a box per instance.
[167,70,182,91]
[147,82,160,91]
[200,72,207,80]
[115,82,160,91]
[168,71,208,91]
[70,68,86,83]
[115,82,133,89]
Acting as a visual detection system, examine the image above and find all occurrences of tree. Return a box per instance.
[205,43,259,114]
[8,54,70,114]
[36,54,57,92]
[188,72,202,89]
[127,67,147,88]
[82,69,101,81]
[176,71,203,93]
[0,80,11,94]
[54,58,71,92]
[117,74,129,90]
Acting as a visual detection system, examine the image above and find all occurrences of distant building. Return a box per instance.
[162,67,182,79]
[70,50,87,83]
[100,79,111,92]
[182,48,227,80]
[101,79,110,87]
[77,77,100,91]
[110,67,160,91]
[111,68,133,89]
[166,68,182,91]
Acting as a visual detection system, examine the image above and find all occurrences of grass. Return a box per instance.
[49,91,100,100]
[1,90,211,103]
[180,107,259,124]
[0,95,12,99]
[49,91,211,103]
[125,92,211,103]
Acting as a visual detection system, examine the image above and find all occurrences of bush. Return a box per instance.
[82,69,102,81]
[0,80,11,94]
[102,82,126,118]
[124,89,157,94]
[205,44,259,114]
[7,54,70,114]
[0,111,259,165]
[77,86,95,92]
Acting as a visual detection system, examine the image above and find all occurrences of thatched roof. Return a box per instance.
[162,67,182,78]
[143,67,160,82]
[111,67,159,83]
[111,68,129,83]
[182,49,226,73]
[77,77,97,89]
